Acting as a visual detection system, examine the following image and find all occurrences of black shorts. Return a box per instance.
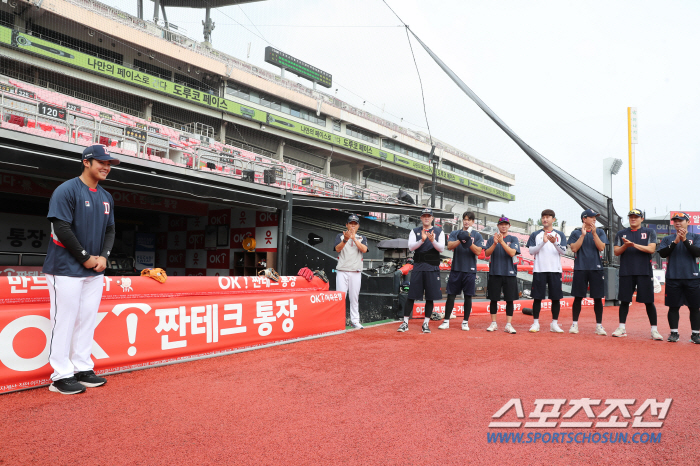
[487,275,519,301]
[446,271,476,297]
[571,269,605,299]
[408,270,443,301]
[530,272,563,300]
[665,279,700,308]
[618,275,655,303]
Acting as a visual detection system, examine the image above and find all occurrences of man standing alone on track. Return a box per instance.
[398,208,445,334]
[567,209,609,335]
[43,144,118,395]
[484,217,521,334]
[439,211,484,331]
[612,209,663,340]
[526,209,567,333]
[657,212,700,343]
[334,214,368,330]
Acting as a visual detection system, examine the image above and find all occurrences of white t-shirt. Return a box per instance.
[526,229,567,273]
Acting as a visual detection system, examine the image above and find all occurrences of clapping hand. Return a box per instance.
[427,230,436,242]
[421,229,428,242]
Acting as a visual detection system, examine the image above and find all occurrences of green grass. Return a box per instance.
[345,319,395,330]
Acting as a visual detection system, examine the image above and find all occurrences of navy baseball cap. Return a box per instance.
[581,208,600,220]
[82,144,120,165]
[671,212,690,221]
[628,208,644,217]
[421,208,433,216]
[347,214,360,223]
[497,216,510,224]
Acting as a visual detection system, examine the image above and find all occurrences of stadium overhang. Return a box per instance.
[291,194,454,219]
[149,0,265,6]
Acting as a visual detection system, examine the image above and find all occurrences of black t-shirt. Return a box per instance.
[615,227,656,276]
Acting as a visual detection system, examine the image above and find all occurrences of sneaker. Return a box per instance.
[504,323,517,334]
[450,313,457,319]
[422,322,431,333]
[691,333,700,345]
[352,322,364,329]
[612,327,627,338]
[651,329,663,341]
[75,370,107,387]
[438,321,449,329]
[49,376,86,395]
[529,323,540,333]
[550,322,564,333]
[595,326,607,336]
[569,324,579,334]
[397,322,409,332]
[486,322,498,332]
[667,332,679,342]
[461,321,470,331]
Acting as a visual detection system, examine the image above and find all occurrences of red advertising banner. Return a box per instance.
[0,290,346,394]
[0,276,330,305]
[669,211,700,225]
[412,297,602,318]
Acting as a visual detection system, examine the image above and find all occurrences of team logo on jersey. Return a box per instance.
[85,201,90,207]
[103,202,110,214]
[641,233,647,239]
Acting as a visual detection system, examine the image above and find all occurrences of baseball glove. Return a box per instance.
[298,267,314,281]
[313,269,329,283]
[258,267,281,282]
[141,267,167,283]
[457,230,473,248]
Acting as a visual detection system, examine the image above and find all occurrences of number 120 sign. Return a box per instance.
[38,102,67,120]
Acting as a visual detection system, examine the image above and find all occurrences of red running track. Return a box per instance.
[2,290,700,465]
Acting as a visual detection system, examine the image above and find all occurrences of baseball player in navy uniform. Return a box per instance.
[657,212,700,343]
[397,208,445,333]
[439,211,484,331]
[43,144,118,394]
[526,209,567,333]
[612,209,663,340]
[567,208,609,335]
[334,214,368,329]
[484,217,521,333]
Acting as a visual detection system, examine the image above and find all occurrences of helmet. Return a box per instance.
[430,310,445,320]
[242,237,256,251]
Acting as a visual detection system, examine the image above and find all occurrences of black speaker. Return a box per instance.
[206,162,216,170]
[263,168,276,184]
[241,169,255,183]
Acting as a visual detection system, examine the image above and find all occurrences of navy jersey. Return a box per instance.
[567,228,608,271]
[43,177,115,277]
[448,229,484,273]
[658,233,700,280]
[485,235,520,276]
[615,227,656,276]
[411,226,444,272]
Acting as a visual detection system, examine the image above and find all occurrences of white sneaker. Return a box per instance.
[486,322,498,332]
[612,327,627,337]
[450,313,457,319]
[352,322,364,329]
[529,323,540,333]
[569,324,579,334]
[595,326,607,336]
[651,329,663,341]
[504,323,517,334]
[461,321,470,331]
[550,322,564,333]
[438,321,449,330]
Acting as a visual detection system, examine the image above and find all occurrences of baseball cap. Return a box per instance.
[581,208,600,220]
[347,214,360,223]
[628,208,644,217]
[82,144,120,165]
[671,212,690,221]
[421,208,433,216]
[497,216,510,225]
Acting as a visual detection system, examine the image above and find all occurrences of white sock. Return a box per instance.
[671,329,678,333]
[423,317,430,324]
[551,319,557,325]
[597,323,603,328]
[619,323,626,329]
[693,330,700,334]
[651,326,657,331]
[533,319,539,324]
[572,321,578,325]
[444,319,449,324]
[403,316,409,323]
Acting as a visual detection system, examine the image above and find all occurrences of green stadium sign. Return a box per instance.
[0,25,514,201]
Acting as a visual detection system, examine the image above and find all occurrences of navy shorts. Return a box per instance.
[487,275,519,301]
[530,272,563,300]
[446,271,476,297]
[665,279,700,308]
[618,275,655,303]
[408,270,443,301]
[571,269,605,299]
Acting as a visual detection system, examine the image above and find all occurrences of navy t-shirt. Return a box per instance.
[567,228,609,271]
[43,177,115,277]
[411,226,444,272]
[658,233,700,280]
[485,235,520,276]
[615,227,656,276]
[448,229,484,273]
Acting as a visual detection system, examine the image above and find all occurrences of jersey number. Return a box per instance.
[103,202,110,214]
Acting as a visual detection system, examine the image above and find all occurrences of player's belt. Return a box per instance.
[413,249,440,265]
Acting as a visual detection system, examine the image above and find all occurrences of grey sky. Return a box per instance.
[100,0,700,225]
